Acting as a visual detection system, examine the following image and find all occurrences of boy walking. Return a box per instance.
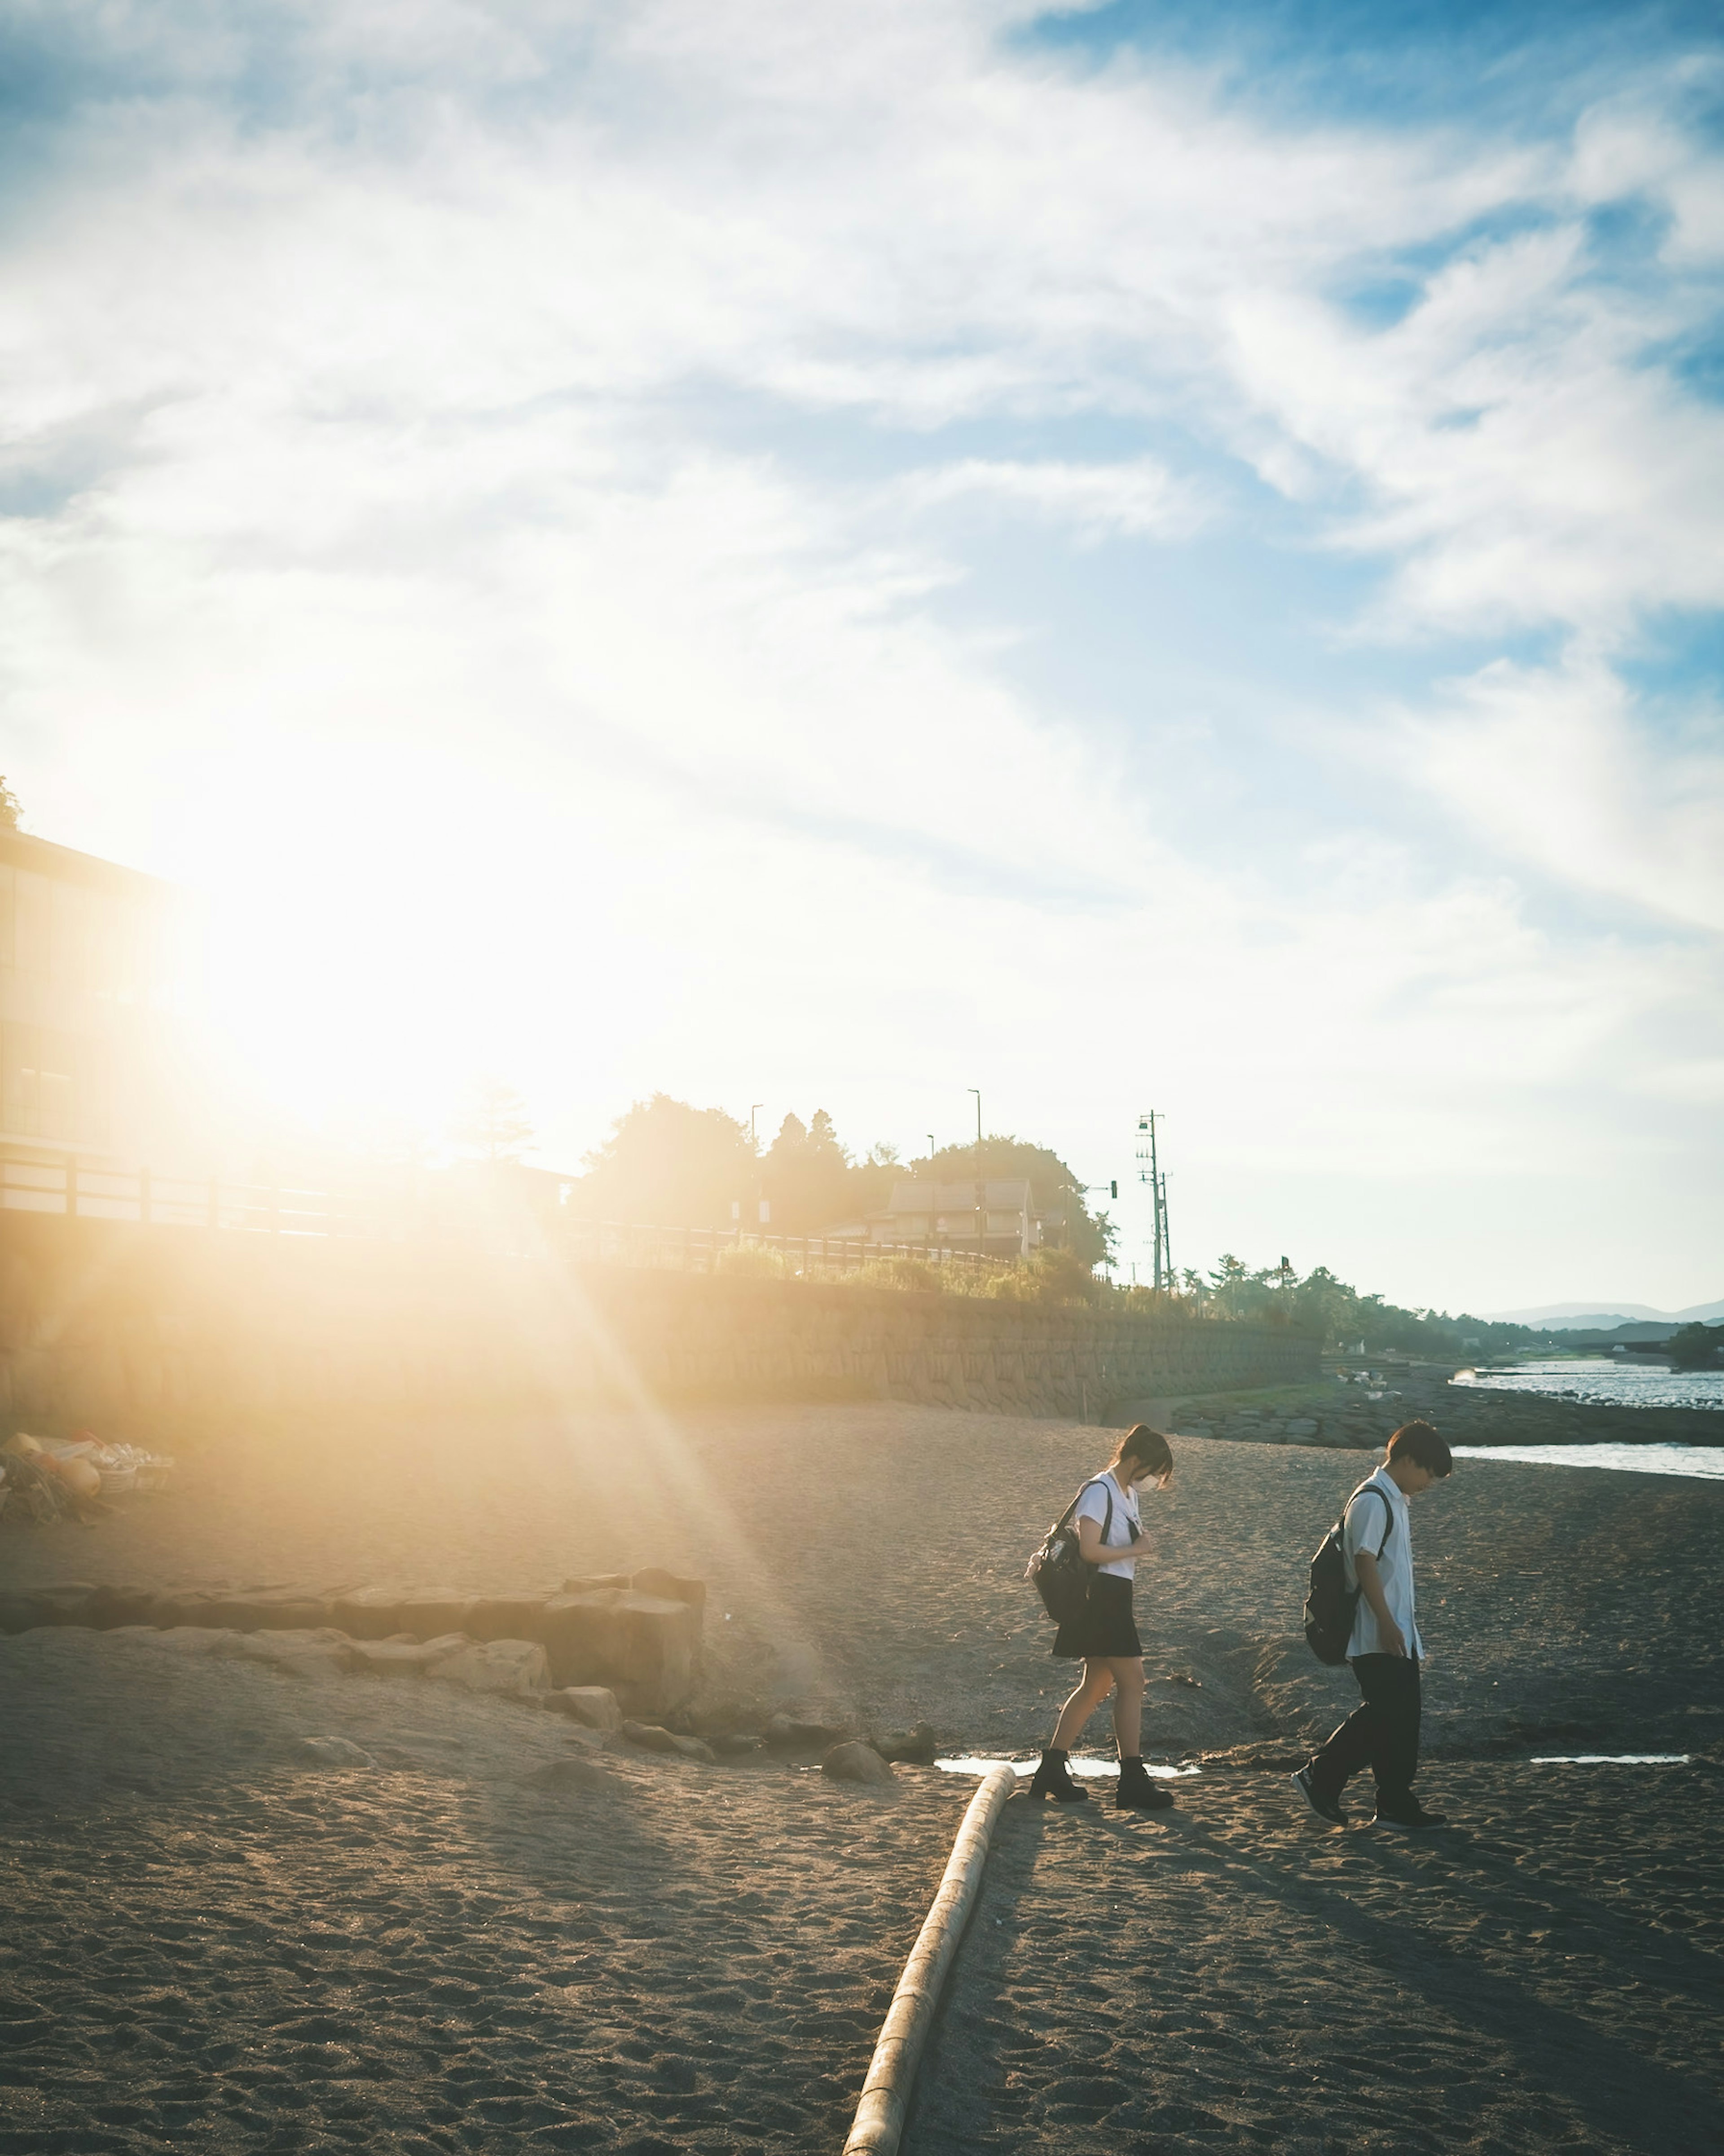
[1294,1420,1453,1830]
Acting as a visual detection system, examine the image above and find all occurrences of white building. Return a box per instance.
[831,1177,1044,1259]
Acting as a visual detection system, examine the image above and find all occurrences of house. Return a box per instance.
[825,1177,1043,1260]
[0,826,181,1163]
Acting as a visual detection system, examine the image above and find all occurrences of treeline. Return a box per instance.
[570,1094,1114,1266]
[1193,1257,1534,1357]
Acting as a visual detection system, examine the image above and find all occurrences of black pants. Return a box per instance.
[1310,1654,1421,1808]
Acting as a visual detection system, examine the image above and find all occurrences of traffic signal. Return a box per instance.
[1110,1180,1118,1199]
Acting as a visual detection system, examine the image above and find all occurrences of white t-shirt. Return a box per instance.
[1342,1467,1423,1660]
[1074,1470,1142,1580]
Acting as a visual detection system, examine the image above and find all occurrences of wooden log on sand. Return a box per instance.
[844,1764,1017,2156]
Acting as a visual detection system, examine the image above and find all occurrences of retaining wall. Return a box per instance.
[0,1213,1318,1436]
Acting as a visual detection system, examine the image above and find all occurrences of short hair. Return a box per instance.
[1387,1420,1452,1477]
[1110,1424,1173,1477]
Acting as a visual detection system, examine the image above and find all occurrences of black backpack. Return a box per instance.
[1025,1477,1114,1626]
[1303,1481,1394,1665]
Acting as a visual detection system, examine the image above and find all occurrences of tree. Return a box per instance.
[452,1079,535,1164]
[1667,1322,1723,1371]
[0,778,18,831]
[574,1094,756,1226]
[761,1108,853,1235]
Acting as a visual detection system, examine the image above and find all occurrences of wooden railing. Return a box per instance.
[0,1146,1016,1275]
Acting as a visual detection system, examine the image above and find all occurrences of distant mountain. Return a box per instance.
[1484,1298,1724,1327]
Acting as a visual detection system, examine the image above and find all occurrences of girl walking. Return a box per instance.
[1029,1424,1175,1811]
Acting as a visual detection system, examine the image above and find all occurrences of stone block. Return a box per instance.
[822,1741,893,1787]
[544,1685,623,1729]
[197,1593,336,1633]
[85,1584,161,1629]
[424,1636,550,1697]
[621,1721,715,1763]
[467,1596,550,1642]
[764,1713,850,1751]
[875,1722,937,1765]
[221,1628,359,1679]
[394,1596,480,1640]
[19,1584,100,1628]
[348,1638,442,1674]
[629,1567,706,1614]
[326,1588,406,1639]
[540,1589,700,1716]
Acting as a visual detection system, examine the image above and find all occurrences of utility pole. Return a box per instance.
[968,1089,983,1254]
[1135,1111,1171,1292]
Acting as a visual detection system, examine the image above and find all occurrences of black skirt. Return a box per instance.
[1052,1572,1142,1661]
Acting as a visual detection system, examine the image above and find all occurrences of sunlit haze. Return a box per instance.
[3,0,1720,1313]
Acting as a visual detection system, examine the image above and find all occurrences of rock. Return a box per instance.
[764,1714,849,1751]
[543,1685,622,1729]
[524,1755,611,1792]
[540,1589,701,1716]
[85,1584,161,1628]
[140,1626,243,1656]
[621,1721,716,1763]
[299,1736,374,1767]
[467,1596,550,1643]
[348,1638,443,1674]
[393,1596,479,1640]
[629,1567,707,1614]
[18,1585,100,1628]
[326,1589,407,1640]
[222,1628,358,1679]
[875,1722,937,1765]
[198,1592,335,1633]
[822,1741,894,1787]
[620,1720,683,1755]
[559,1724,615,1753]
[424,1637,549,1697]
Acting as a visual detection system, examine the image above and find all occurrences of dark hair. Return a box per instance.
[1109,1424,1173,1478]
[1386,1420,1452,1477]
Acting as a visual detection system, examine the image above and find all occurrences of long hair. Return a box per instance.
[1108,1424,1173,1478]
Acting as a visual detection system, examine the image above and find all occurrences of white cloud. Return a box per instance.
[0,1,1718,1302]
[897,454,1198,540]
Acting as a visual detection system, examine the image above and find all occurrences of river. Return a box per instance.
[1450,1357,1724,1412]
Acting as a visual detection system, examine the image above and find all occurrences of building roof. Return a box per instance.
[882,1179,1037,1214]
[0,825,173,897]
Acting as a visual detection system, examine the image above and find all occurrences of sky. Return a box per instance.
[0,0,1720,1314]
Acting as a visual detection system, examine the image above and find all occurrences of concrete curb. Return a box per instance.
[843,1765,1018,2156]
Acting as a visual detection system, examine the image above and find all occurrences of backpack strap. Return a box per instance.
[1064,1475,1115,1554]
[1343,1481,1394,1559]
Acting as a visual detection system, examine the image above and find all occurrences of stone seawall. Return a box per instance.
[0,1213,1318,1435]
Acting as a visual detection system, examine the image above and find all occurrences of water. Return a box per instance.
[1450,1358,1724,1411]
[1452,1442,1724,1480]
[1530,1754,1692,1766]
[936,1755,1199,1780]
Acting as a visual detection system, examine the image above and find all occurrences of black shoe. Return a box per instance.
[1371,1800,1448,1830]
[1027,1747,1088,1803]
[1115,1759,1176,1811]
[1293,1766,1346,1827]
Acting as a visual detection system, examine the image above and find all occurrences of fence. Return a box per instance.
[0,1145,1013,1279]
[558,1218,1010,1281]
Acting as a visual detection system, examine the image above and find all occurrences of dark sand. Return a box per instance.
[3,1404,1721,2152]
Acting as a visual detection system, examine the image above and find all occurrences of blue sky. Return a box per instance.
[0,0,1719,1311]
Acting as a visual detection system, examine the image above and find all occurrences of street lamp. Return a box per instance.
[967,1088,982,1254]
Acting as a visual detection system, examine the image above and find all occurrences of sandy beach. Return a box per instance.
[3,1402,1721,2152]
